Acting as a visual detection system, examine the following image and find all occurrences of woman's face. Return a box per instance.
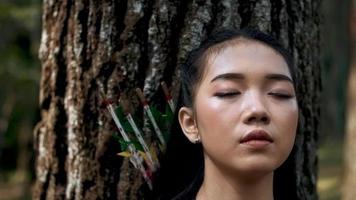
[192,40,298,176]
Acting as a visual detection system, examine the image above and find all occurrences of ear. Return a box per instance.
[178,106,200,143]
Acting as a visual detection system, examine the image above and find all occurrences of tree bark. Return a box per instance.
[34,0,321,199]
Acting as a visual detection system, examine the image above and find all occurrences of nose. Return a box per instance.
[242,93,270,125]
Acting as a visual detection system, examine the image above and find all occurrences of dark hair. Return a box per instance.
[153,28,299,200]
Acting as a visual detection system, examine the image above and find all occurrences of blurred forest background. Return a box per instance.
[0,0,354,199]
[0,0,40,199]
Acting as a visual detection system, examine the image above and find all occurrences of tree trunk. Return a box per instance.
[343,48,356,200]
[0,93,15,160]
[33,0,321,199]
[342,1,356,199]
[320,0,352,140]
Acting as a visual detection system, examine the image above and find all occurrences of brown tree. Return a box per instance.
[33,0,321,199]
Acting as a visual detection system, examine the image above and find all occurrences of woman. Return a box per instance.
[154,28,299,200]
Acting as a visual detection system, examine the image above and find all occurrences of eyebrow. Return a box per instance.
[210,73,294,84]
[265,73,294,83]
[210,73,244,83]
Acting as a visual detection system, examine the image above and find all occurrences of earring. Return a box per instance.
[194,137,201,144]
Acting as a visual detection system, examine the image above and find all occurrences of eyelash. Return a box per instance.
[214,91,293,99]
[268,92,293,99]
[214,91,241,98]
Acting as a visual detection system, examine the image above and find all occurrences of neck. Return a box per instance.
[196,158,274,200]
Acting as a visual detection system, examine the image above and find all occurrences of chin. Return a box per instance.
[230,158,281,176]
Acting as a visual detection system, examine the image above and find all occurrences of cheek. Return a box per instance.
[194,96,244,157]
[195,97,231,138]
[195,98,223,134]
[273,102,298,151]
[278,104,298,133]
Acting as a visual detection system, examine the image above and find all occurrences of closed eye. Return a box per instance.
[268,92,294,99]
[214,91,241,98]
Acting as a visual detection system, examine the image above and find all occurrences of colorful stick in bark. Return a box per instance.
[121,100,159,171]
[161,81,175,113]
[104,98,153,189]
[135,88,166,147]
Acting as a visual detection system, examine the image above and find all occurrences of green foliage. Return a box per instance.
[112,133,143,152]
[115,106,134,133]
[113,106,144,152]
[149,105,173,142]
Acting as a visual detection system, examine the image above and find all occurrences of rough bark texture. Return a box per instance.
[34,0,321,199]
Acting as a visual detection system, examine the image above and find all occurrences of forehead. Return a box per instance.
[202,40,291,80]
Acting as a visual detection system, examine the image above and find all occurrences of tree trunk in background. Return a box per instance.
[33,0,321,199]
[0,93,15,161]
[320,0,352,140]
[343,47,356,200]
[343,1,356,199]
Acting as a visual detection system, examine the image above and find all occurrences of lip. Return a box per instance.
[240,129,273,148]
